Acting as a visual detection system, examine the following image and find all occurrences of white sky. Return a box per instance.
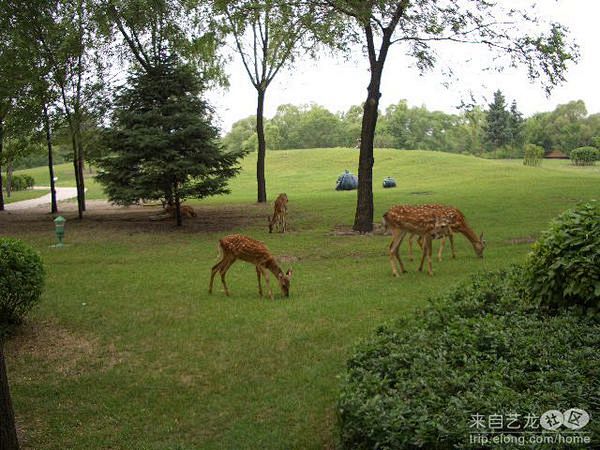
[208,0,600,134]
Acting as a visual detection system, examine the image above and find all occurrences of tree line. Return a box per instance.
[224,94,600,157]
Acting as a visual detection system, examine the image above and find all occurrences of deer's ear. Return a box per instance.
[286,268,293,279]
[479,232,484,240]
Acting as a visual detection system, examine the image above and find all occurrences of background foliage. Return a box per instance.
[222,98,600,157]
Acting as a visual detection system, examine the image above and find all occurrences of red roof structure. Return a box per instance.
[545,149,569,159]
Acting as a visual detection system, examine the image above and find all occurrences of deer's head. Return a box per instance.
[475,232,486,257]
[278,269,293,297]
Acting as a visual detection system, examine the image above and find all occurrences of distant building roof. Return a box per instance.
[545,149,569,159]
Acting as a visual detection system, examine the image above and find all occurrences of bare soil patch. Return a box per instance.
[0,200,272,234]
[6,319,128,377]
[329,223,388,236]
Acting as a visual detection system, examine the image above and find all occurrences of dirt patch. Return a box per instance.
[6,319,125,377]
[0,200,272,235]
[409,191,434,195]
[329,223,388,236]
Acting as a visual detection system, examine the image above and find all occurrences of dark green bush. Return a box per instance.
[338,268,600,449]
[0,238,45,332]
[3,174,35,191]
[523,144,544,167]
[570,147,598,166]
[526,201,600,310]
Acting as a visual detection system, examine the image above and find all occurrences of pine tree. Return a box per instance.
[484,90,512,150]
[509,100,525,148]
[96,57,245,226]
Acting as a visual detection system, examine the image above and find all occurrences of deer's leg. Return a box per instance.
[389,231,407,276]
[418,235,433,274]
[209,259,226,294]
[219,259,235,296]
[408,234,414,261]
[438,237,446,262]
[256,266,263,297]
[426,236,434,276]
[418,238,426,272]
[261,267,274,300]
[449,233,456,259]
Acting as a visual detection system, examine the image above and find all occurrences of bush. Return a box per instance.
[523,144,544,166]
[526,201,600,310]
[3,174,35,191]
[0,238,45,332]
[570,147,598,166]
[338,268,600,449]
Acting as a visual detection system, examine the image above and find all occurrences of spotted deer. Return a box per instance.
[406,204,457,262]
[165,204,197,218]
[383,204,485,276]
[209,234,293,299]
[268,193,288,233]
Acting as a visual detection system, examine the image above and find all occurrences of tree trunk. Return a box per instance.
[0,342,20,450]
[6,162,13,198]
[256,88,267,203]
[174,183,182,227]
[0,118,4,211]
[44,104,58,214]
[73,105,86,213]
[77,137,86,212]
[72,155,83,219]
[61,85,84,219]
[353,63,385,233]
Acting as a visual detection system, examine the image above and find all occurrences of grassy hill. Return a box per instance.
[5,149,600,449]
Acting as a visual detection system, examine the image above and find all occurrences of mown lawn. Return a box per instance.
[4,149,599,449]
[3,189,49,203]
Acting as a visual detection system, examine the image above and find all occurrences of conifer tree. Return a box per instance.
[484,90,512,150]
[509,100,525,148]
[96,57,244,226]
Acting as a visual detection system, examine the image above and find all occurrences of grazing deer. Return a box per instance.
[209,234,293,300]
[383,204,485,276]
[268,193,288,233]
[165,204,197,218]
[406,204,486,261]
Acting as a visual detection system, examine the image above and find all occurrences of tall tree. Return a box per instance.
[484,90,511,150]
[103,0,224,81]
[8,0,109,219]
[215,0,341,202]
[96,58,245,226]
[509,100,525,149]
[322,1,578,232]
[0,4,30,211]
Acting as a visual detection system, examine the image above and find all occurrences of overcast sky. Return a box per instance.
[207,0,599,134]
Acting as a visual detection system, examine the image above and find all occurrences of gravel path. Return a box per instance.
[4,187,79,211]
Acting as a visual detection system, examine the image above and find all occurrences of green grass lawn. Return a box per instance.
[4,189,50,203]
[4,149,599,449]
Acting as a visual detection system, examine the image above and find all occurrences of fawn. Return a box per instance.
[268,193,288,233]
[209,234,293,299]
